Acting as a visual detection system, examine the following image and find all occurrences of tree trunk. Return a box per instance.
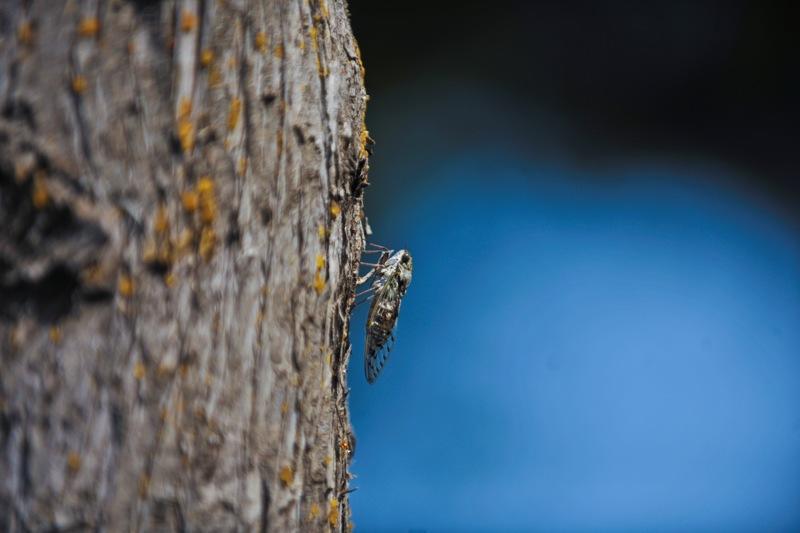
[0,1,368,530]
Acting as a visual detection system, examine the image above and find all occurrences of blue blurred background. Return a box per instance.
[346,2,800,531]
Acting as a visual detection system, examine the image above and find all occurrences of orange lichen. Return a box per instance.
[197,177,217,224]
[309,503,321,520]
[227,97,242,131]
[154,205,169,234]
[177,119,194,153]
[208,65,222,87]
[142,240,158,263]
[199,227,216,261]
[328,499,339,527]
[200,48,215,67]
[323,455,333,466]
[66,451,81,473]
[49,326,62,344]
[77,17,100,38]
[17,21,33,45]
[279,466,294,486]
[280,401,289,414]
[309,26,318,51]
[181,190,198,212]
[313,272,326,295]
[133,361,146,380]
[118,274,135,298]
[178,97,192,120]
[237,157,248,175]
[31,174,49,208]
[255,31,268,53]
[273,43,284,59]
[71,75,88,94]
[180,11,198,33]
[177,228,194,254]
[329,200,341,218]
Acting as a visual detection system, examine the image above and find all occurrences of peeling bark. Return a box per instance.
[0,1,369,530]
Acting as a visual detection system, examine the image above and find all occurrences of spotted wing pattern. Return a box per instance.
[364,250,412,384]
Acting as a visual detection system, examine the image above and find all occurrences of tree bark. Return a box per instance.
[0,1,368,530]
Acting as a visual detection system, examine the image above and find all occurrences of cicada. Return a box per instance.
[358,247,413,383]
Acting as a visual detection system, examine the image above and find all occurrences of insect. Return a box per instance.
[357,245,413,383]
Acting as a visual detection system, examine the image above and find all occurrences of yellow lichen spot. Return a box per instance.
[279,465,294,486]
[227,97,241,131]
[200,48,215,68]
[31,174,49,208]
[317,224,327,240]
[273,43,284,59]
[359,128,370,159]
[18,21,33,45]
[178,97,192,120]
[199,227,216,261]
[177,117,194,153]
[280,401,289,414]
[77,17,100,38]
[323,455,333,466]
[138,474,150,497]
[133,361,146,380]
[142,240,158,263]
[164,272,176,287]
[255,31,268,53]
[325,351,332,366]
[177,228,194,254]
[49,326,62,344]
[157,361,173,378]
[315,254,326,270]
[197,177,213,197]
[180,10,198,33]
[313,272,326,295]
[71,75,88,94]
[237,157,248,175]
[66,451,81,473]
[329,200,341,218]
[320,0,330,19]
[118,274,134,298]
[181,190,198,212]
[309,502,321,520]
[197,178,217,224]
[309,26,318,51]
[208,65,222,88]
[154,205,169,234]
[328,498,339,527]
[179,362,190,378]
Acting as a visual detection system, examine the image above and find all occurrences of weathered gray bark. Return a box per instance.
[0,1,369,530]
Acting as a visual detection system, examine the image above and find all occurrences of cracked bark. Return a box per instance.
[0,1,369,531]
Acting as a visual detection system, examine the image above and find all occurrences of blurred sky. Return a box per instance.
[345,2,800,531]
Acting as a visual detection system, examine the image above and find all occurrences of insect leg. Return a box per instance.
[365,242,391,252]
[355,286,376,298]
[354,295,374,307]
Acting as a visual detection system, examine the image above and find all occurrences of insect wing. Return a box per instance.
[364,276,401,383]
